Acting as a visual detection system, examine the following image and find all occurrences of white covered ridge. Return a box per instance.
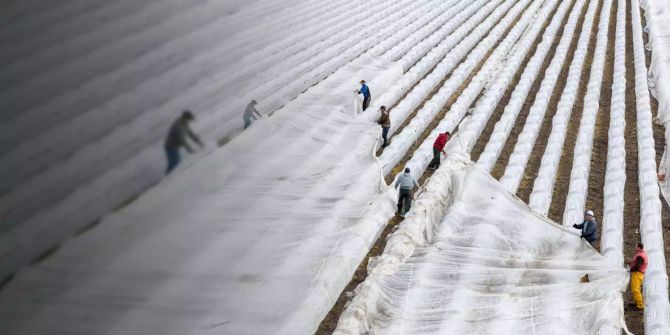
[335,155,629,334]
[0,53,402,335]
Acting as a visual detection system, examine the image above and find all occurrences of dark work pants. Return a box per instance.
[429,147,441,169]
[165,147,181,174]
[382,127,390,147]
[397,188,413,214]
[363,95,371,111]
[243,116,252,129]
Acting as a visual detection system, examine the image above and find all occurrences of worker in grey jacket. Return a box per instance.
[394,167,419,217]
[243,100,262,129]
[164,110,204,174]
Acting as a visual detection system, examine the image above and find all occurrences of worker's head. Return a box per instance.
[251,99,257,105]
[584,210,594,220]
[181,110,195,122]
[380,105,386,111]
[637,243,644,250]
[404,167,410,173]
[444,131,451,136]
[360,80,366,85]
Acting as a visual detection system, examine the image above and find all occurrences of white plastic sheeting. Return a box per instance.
[499,0,587,193]
[528,0,600,215]
[454,0,565,154]
[0,0,435,279]
[0,54,402,335]
[561,0,613,228]
[379,0,536,175]
[640,0,670,125]
[476,0,582,173]
[379,0,471,66]
[632,0,670,332]
[361,0,487,123]
[365,0,506,136]
[335,156,629,335]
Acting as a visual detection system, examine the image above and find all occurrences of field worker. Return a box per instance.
[378,106,391,147]
[243,100,262,129]
[356,80,371,111]
[164,110,204,174]
[428,131,450,170]
[394,167,419,217]
[572,210,598,246]
[628,243,648,310]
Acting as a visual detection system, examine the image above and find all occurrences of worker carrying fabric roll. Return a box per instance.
[356,80,371,111]
[164,110,204,174]
[572,210,598,247]
[628,243,648,311]
[428,131,450,170]
[394,167,419,217]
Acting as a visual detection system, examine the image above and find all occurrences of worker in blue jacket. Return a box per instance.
[356,80,371,111]
[573,210,598,247]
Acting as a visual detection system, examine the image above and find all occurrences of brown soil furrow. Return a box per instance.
[515,0,590,203]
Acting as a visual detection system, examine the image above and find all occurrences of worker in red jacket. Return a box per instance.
[428,131,450,170]
[628,242,648,310]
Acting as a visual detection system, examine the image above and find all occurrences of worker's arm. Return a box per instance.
[186,126,204,148]
[413,178,419,189]
[573,222,584,229]
[252,105,262,119]
[394,177,401,189]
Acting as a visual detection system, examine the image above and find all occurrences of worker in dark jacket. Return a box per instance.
[628,243,648,310]
[394,167,419,217]
[356,80,371,111]
[243,100,262,129]
[378,106,391,147]
[573,210,598,246]
[428,131,450,170]
[164,110,204,174]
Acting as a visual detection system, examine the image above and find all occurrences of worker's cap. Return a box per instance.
[404,167,410,173]
[182,110,195,120]
[360,80,366,84]
[585,210,594,217]
[251,99,257,104]
[380,105,387,110]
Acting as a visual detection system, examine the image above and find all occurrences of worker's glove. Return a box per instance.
[572,224,578,229]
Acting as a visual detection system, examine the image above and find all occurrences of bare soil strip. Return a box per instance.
[515,0,590,203]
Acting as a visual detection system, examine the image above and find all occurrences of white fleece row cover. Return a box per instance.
[641,0,670,125]
[0,54,402,335]
[335,156,629,334]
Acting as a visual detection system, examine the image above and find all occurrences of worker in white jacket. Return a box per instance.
[394,167,419,217]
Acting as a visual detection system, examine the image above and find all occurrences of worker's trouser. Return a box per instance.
[165,147,181,174]
[631,271,645,309]
[382,127,390,147]
[397,188,413,215]
[428,147,441,169]
[243,116,252,129]
[363,95,371,111]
